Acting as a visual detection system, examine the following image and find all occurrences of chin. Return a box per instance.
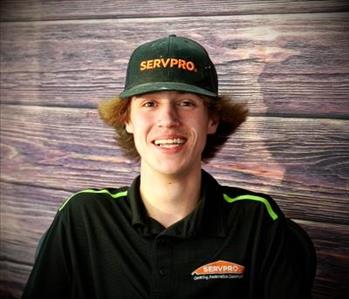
[157,163,198,178]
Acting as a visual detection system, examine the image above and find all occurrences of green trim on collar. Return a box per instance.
[59,189,128,211]
[223,193,279,221]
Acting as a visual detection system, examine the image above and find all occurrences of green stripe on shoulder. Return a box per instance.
[223,193,279,221]
[59,189,128,211]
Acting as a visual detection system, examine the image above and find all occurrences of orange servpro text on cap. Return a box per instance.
[119,35,218,99]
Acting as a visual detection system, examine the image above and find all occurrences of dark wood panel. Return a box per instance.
[1,2,348,299]
[1,13,348,117]
[1,182,348,298]
[1,0,348,21]
[0,184,72,299]
[1,104,348,225]
[297,220,349,299]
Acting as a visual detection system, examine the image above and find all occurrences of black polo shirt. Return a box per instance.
[22,170,313,299]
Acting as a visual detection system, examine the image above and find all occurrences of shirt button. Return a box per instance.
[159,267,167,276]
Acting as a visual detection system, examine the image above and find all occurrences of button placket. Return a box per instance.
[150,236,174,297]
[157,238,171,277]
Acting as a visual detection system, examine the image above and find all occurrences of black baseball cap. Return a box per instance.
[119,35,218,99]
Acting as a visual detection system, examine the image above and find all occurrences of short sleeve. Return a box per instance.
[262,218,316,299]
[22,211,71,299]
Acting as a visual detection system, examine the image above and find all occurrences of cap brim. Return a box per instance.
[119,82,217,99]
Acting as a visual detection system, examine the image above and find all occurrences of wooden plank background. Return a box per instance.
[1,1,348,298]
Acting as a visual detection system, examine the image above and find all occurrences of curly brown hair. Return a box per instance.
[98,95,248,161]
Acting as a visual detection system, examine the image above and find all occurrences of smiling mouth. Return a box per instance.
[153,138,186,148]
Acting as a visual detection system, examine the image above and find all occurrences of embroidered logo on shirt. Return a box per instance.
[191,260,245,280]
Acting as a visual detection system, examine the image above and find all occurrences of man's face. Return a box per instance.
[126,91,218,177]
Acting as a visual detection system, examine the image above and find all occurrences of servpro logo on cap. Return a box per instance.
[140,58,197,72]
[119,35,218,99]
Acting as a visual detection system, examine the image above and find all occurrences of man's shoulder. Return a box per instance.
[58,186,129,212]
[219,184,283,222]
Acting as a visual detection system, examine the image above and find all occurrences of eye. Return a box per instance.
[142,100,156,108]
[178,99,196,107]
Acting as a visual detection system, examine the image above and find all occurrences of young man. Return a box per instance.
[23,35,316,299]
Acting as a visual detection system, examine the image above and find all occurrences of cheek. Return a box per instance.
[127,112,147,133]
[190,120,210,144]
[129,116,152,143]
[131,127,146,155]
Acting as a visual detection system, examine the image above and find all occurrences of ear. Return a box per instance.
[125,121,134,134]
[207,116,219,134]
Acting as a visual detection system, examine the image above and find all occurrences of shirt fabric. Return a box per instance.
[22,170,315,299]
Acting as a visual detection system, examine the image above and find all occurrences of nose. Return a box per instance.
[157,102,180,128]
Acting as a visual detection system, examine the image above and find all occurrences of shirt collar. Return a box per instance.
[127,170,227,238]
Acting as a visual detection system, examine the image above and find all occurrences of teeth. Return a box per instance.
[154,138,185,146]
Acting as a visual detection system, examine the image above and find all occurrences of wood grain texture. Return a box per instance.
[0,182,71,299]
[1,105,348,225]
[1,182,348,298]
[297,220,349,299]
[1,0,349,21]
[1,1,349,298]
[1,12,348,117]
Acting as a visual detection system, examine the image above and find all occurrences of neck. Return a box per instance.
[139,166,202,228]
